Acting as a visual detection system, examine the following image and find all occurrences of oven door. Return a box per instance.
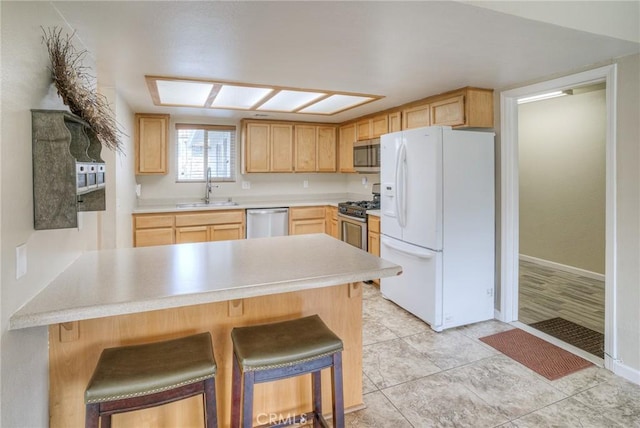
[338,213,368,252]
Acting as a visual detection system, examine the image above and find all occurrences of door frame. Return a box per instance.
[498,64,618,370]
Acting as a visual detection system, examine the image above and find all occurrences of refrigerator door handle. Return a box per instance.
[381,236,434,259]
[394,141,407,228]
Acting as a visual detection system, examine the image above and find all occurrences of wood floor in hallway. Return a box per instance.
[518,259,605,334]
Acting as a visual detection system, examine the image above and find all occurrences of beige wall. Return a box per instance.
[613,53,640,372]
[0,3,135,426]
[518,89,606,274]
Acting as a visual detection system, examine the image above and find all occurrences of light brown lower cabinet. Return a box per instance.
[326,206,338,238]
[133,209,245,247]
[368,215,381,284]
[289,206,326,235]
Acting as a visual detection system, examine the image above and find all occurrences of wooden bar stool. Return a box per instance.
[85,332,218,428]
[230,314,344,428]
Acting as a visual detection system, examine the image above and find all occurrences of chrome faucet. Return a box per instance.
[204,167,212,204]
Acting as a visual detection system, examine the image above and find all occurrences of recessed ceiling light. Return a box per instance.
[210,85,274,109]
[298,94,375,114]
[145,76,383,115]
[257,90,327,112]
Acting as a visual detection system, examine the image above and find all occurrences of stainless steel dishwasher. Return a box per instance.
[246,208,289,238]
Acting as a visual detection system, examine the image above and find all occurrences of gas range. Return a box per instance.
[337,199,380,220]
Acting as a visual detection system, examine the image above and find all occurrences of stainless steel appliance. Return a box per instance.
[353,138,380,173]
[337,186,381,251]
[246,208,289,238]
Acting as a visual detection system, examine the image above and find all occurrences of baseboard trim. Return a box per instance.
[609,356,640,386]
[519,254,605,282]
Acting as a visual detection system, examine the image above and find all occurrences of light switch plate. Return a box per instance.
[16,243,27,279]
[303,180,309,188]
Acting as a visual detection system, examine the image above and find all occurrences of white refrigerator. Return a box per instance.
[380,126,495,332]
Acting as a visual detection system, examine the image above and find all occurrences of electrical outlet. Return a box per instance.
[16,244,27,279]
[303,180,309,188]
[362,177,368,186]
[487,288,494,297]
[242,181,251,190]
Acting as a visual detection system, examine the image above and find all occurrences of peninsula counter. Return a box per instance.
[10,234,401,427]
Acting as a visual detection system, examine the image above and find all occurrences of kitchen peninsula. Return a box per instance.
[10,234,401,427]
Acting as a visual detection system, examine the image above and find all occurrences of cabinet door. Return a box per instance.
[402,104,430,129]
[431,95,465,126]
[371,115,388,138]
[175,226,209,244]
[316,126,337,172]
[246,123,270,172]
[294,125,317,172]
[368,231,380,257]
[356,119,371,141]
[388,112,401,133]
[290,219,326,235]
[338,124,356,173]
[135,228,174,247]
[136,114,169,175]
[271,124,294,172]
[209,224,244,241]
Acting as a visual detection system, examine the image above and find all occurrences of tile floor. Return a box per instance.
[344,283,640,427]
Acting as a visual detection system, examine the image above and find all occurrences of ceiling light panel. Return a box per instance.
[210,85,274,109]
[156,80,214,106]
[299,94,374,114]
[257,90,327,112]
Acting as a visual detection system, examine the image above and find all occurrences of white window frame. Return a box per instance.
[175,124,236,182]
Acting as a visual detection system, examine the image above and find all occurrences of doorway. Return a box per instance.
[517,83,606,359]
[499,65,617,369]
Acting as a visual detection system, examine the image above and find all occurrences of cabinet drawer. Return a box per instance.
[368,215,380,233]
[175,210,244,227]
[290,206,326,220]
[135,228,174,247]
[134,214,174,229]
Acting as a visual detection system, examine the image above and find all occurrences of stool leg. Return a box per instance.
[312,370,323,428]
[331,353,345,428]
[101,415,112,428]
[85,403,100,428]
[231,355,242,428]
[204,377,218,428]
[242,371,255,428]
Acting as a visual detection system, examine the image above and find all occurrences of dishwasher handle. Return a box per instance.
[247,208,289,215]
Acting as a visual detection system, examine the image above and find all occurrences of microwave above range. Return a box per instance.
[353,138,380,173]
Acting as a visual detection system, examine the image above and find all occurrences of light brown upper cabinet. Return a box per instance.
[270,124,295,172]
[402,87,494,130]
[244,121,293,172]
[338,123,356,173]
[388,112,401,133]
[316,126,337,172]
[356,119,371,141]
[135,113,169,175]
[356,114,388,140]
[371,115,389,138]
[402,104,431,130]
[294,125,317,172]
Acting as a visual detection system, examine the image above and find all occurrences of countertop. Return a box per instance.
[10,234,402,330]
[133,198,346,214]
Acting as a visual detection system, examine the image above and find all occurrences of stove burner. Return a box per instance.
[338,199,380,219]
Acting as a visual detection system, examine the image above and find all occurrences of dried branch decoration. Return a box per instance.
[42,27,123,153]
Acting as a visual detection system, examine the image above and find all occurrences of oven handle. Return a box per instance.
[337,213,367,223]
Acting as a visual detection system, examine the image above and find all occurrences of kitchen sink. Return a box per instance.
[176,201,238,208]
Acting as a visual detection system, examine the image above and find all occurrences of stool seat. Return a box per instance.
[231,314,343,372]
[231,315,345,428]
[86,332,217,404]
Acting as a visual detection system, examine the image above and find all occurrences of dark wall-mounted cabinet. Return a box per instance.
[32,110,106,230]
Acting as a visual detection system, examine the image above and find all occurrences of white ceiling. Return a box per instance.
[51,1,639,124]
